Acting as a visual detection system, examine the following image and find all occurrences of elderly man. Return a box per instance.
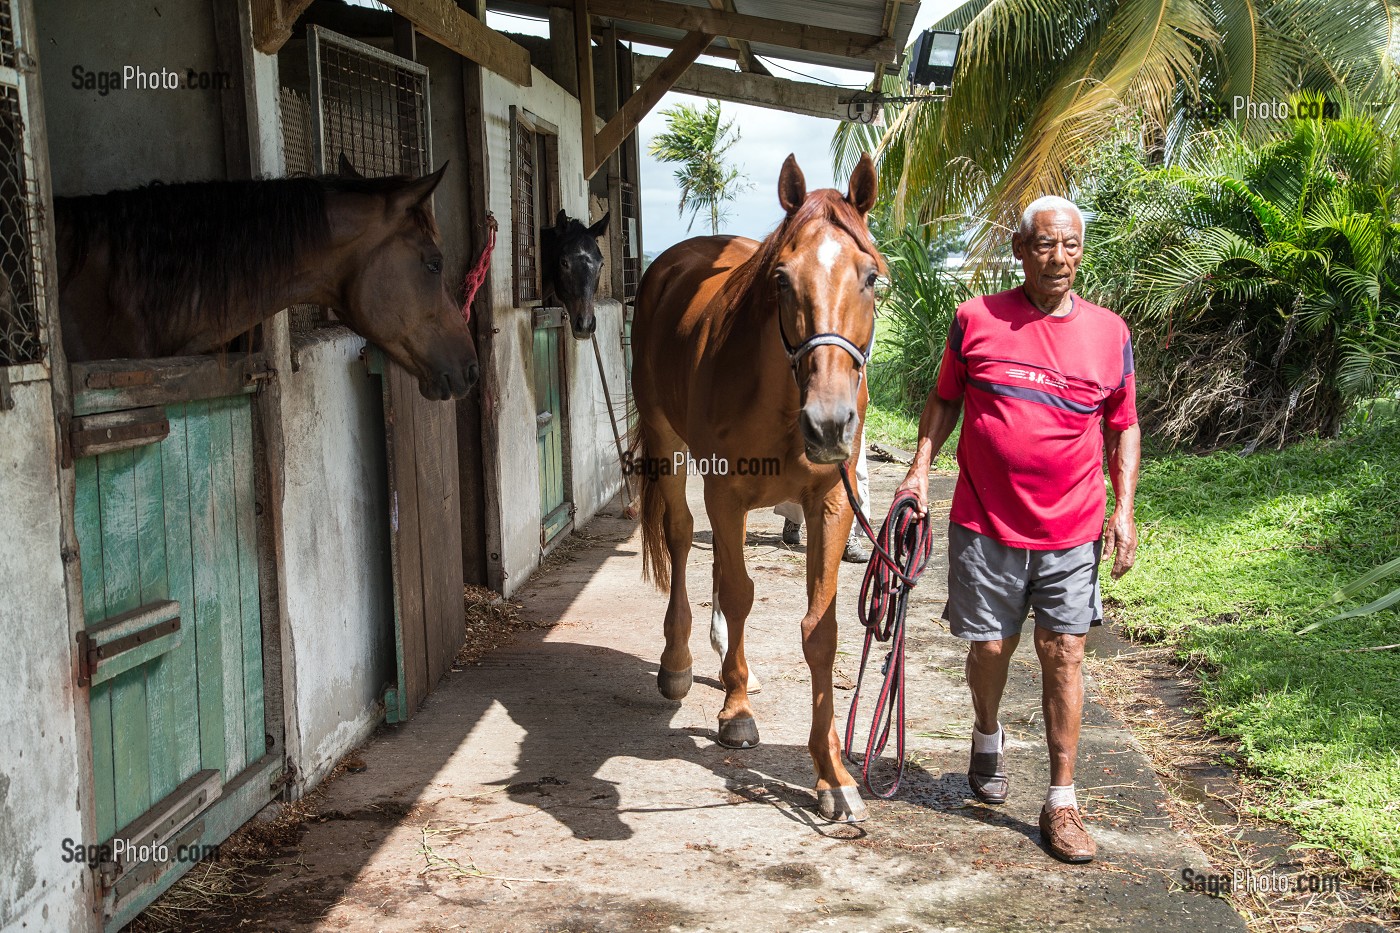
[896,196,1140,863]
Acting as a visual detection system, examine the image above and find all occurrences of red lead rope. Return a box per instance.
[460,215,497,320]
[840,462,934,799]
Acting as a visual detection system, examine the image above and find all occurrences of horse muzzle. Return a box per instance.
[799,402,857,464]
[420,360,479,401]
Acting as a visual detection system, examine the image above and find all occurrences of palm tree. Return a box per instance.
[833,0,1399,255]
[648,100,751,235]
[1079,105,1400,448]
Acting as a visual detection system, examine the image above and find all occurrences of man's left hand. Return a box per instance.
[1103,507,1137,579]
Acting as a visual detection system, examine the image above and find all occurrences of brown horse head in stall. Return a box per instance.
[631,153,884,822]
[541,209,609,339]
[54,159,478,400]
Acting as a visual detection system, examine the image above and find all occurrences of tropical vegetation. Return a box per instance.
[1076,107,1400,449]
[834,0,1399,257]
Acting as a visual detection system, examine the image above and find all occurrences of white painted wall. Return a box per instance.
[0,380,91,932]
[277,334,395,793]
[482,67,626,596]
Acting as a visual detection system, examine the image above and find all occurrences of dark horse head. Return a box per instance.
[541,209,609,339]
[55,157,478,400]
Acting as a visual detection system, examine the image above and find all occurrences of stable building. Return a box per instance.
[0,0,919,929]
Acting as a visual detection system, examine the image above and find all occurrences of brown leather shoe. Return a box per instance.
[1039,805,1096,863]
[967,743,1008,804]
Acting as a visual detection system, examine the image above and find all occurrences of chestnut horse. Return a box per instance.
[632,154,884,822]
[55,159,478,400]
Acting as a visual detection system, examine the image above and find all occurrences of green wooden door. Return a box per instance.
[533,311,570,544]
[70,360,278,930]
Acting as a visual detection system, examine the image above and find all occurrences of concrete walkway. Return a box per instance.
[229,461,1245,932]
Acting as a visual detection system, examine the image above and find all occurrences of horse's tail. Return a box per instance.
[632,430,671,592]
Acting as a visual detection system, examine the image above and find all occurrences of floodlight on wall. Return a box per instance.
[842,28,962,123]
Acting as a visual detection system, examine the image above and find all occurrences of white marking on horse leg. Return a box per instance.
[817,234,842,272]
[709,585,727,659]
[710,586,760,692]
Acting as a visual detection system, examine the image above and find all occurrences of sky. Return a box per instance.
[486,1,960,255]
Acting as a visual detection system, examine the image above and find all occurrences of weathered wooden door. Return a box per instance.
[70,358,281,931]
[534,309,571,545]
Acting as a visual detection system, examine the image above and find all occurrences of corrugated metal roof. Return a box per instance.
[489,0,920,74]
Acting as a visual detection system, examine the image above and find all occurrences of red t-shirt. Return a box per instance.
[936,287,1137,549]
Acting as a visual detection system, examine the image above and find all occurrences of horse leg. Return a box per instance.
[650,425,696,700]
[803,486,867,822]
[705,482,759,748]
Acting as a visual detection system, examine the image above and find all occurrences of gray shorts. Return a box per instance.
[943,523,1103,641]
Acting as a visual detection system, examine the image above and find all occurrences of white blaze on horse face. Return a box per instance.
[817,235,843,275]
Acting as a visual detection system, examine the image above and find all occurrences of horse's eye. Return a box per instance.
[865,271,878,289]
[775,270,791,290]
[426,258,443,275]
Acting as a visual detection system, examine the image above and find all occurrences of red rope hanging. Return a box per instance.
[461,214,497,321]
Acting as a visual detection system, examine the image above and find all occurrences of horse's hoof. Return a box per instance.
[716,716,760,749]
[817,786,868,823]
[657,666,692,700]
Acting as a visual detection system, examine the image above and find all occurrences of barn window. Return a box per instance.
[0,23,44,368]
[512,106,560,307]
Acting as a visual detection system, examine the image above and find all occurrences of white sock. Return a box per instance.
[1045,784,1077,810]
[971,723,1002,754]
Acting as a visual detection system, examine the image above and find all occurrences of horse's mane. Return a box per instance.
[717,189,886,318]
[55,174,436,343]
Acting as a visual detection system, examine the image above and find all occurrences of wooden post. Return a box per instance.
[574,0,596,181]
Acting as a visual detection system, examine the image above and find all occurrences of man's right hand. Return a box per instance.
[895,469,929,518]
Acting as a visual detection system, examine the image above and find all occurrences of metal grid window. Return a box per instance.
[309,26,428,179]
[0,63,43,366]
[512,107,559,307]
[620,181,641,302]
[0,1,14,71]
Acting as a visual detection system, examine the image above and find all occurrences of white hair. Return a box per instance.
[1018,196,1085,239]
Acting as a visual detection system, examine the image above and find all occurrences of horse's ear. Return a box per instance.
[778,153,806,215]
[338,153,363,179]
[846,153,878,216]
[588,212,610,238]
[393,162,449,212]
[555,209,569,231]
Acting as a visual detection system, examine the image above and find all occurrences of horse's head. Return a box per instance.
[541,209,609,339]
[770,153,883,464]
[328,159,480,400]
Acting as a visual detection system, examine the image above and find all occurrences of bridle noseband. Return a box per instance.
[778,316,875,385]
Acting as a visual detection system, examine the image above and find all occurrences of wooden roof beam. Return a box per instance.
[599,28,742,60]
[634,54,850,120]
[250,0,317,53]
[705,0,771,75]
[380,0,534,85]
[541,0,900,64]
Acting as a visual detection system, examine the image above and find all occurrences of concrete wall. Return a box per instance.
[481,67,625,596]
[0,382,91,931]
[34,0,227,195]
[278,333,395,793]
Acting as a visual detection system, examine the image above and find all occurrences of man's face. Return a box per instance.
[1012,209,1083,304]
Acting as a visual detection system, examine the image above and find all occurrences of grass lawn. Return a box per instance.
[1105,413,1400,877]
[864,393,1400,877]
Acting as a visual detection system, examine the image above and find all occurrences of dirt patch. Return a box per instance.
[1085,625,1398,930]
